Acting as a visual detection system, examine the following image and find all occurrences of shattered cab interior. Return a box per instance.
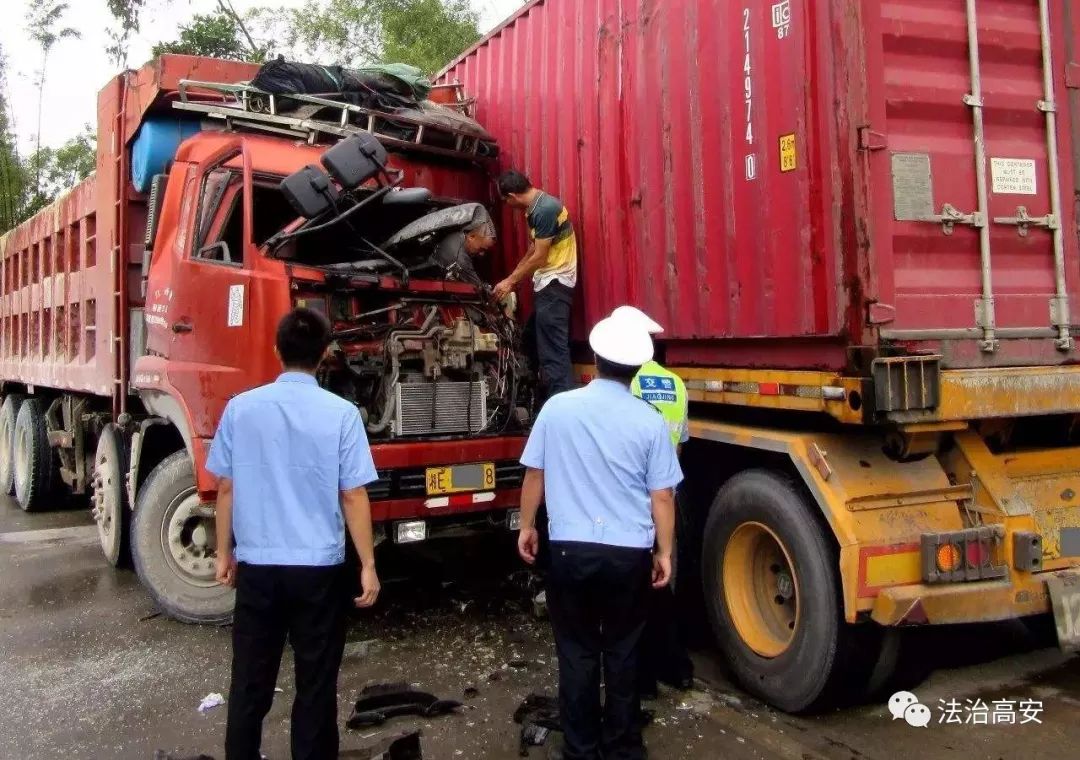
[265,135,533,440]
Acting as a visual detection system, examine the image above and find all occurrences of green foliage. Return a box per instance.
[27,0,80,52]
[152,10,265,62]
[4,128,97,229]
[0,48,30,235]
[28,126,96,201]
[250,0,482,75]
[26,1,80,201]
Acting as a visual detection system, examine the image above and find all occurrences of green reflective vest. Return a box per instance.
[631,360,689,448]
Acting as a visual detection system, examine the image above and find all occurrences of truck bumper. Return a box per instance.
[871,568,1080,626]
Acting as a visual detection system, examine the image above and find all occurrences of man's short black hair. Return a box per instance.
[276,307,332,370]
[596,356,641,383]
[498,169,532,197]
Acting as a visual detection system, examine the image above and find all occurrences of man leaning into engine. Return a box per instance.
[433,204,498,282]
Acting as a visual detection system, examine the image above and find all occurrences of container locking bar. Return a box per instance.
[993,206,1057,237]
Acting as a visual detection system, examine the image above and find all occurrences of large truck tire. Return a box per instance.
[862,628,933,700]
[0,393,25,495]
[13,398,56,512]
[92,424,132,568]
[131,450,234,624]
[701,469,872,713]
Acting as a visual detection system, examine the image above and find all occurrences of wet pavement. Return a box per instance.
[1,496,1079,759]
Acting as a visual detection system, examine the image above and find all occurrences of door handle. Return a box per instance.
[172,320,193,334]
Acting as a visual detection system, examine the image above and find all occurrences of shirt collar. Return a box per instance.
[527,191,546,216]
[276,371,318,386]
[589,378,632,394]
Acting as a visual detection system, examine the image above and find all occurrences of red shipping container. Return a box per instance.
[443,0,1080,371]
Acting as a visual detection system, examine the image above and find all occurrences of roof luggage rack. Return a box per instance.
[173,79,497,162]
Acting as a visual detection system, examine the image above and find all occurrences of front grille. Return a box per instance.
[395,381,487,436]
[496,463,525,489]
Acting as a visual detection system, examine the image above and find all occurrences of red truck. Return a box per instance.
[443,0,1080,711]
[0,55,530,624]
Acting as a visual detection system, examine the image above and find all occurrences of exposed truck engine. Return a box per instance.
[320,294,526,439]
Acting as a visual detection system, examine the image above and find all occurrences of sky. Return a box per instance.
[0,0,525,154]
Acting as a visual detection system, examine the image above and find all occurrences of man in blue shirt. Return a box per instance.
[208,308,381,760]
[517,315,683,760]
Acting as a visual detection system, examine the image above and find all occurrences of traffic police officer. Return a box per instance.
[613,306,690,452]
[517,313,683,760]
[611,306,695,695]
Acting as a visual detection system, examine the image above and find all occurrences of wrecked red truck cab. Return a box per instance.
[1,55,529,625]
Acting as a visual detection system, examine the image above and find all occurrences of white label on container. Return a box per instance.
[991,158,1037,195]
[772,0,791,39]
[227,284,244,327]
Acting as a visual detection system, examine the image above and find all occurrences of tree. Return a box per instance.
[249,0,482,75]
[26,1,80,197]
[108,0,264,65]
[152,10,265,61]
[0,46,31,234]
[15,128,97,222]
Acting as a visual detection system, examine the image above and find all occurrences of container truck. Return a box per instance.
[443,0,1080,711]
[0,55,531,624]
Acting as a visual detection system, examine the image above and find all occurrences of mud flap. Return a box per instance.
[1046,571,1080,652]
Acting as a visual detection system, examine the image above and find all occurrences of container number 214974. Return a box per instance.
[743,8,756,181]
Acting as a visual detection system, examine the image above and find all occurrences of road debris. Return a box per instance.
[340,729,423,759]
[346,683,462,729]
[197,693,225,713]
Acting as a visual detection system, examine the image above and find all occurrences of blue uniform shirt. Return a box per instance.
[206,372,378,566]
[520,378,683,549]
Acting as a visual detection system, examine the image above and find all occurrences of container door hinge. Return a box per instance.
[974,298,998,353]
[867,302,896,325]
[1050,296,1073,351]
[858,126,888,151]
[993,206,1057,237]
[922,203,985,236]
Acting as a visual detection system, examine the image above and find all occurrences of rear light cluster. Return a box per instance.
[685,379,847,401]
[921,526,1007,584]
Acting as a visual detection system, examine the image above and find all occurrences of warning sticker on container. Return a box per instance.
[779,133,797,172]
[991,158,1037,195]
[891,153,934,221]
[227,284,244,327]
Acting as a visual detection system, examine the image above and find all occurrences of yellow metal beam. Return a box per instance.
[576,363,1080,425]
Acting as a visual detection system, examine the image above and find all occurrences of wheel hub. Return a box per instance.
[723,522,801,659]
[14,426,29,492]
[162,493,218,586]
[92,441,122,552]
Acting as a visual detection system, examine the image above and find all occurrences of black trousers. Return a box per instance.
[546,541,652,760]
[640,495,694,691]
[639,584,694,691]
[525,282,574,398]
[226,563,348,760]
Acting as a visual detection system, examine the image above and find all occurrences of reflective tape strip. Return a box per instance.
[425,491,496,509]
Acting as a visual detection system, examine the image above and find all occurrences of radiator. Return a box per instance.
[395,381,487,436]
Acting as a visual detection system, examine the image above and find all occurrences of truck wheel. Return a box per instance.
[13,398,56,512]
[0,394,25,495]
[92,424,131,568]
[131,450,234,624]
[702,470,858,713]
[863,628,933,700]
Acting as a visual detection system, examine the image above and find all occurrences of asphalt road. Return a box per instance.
[1,497,1078,760]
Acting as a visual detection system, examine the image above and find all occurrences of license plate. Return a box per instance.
[1046,572,1080,652]
[425,463,495,495]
